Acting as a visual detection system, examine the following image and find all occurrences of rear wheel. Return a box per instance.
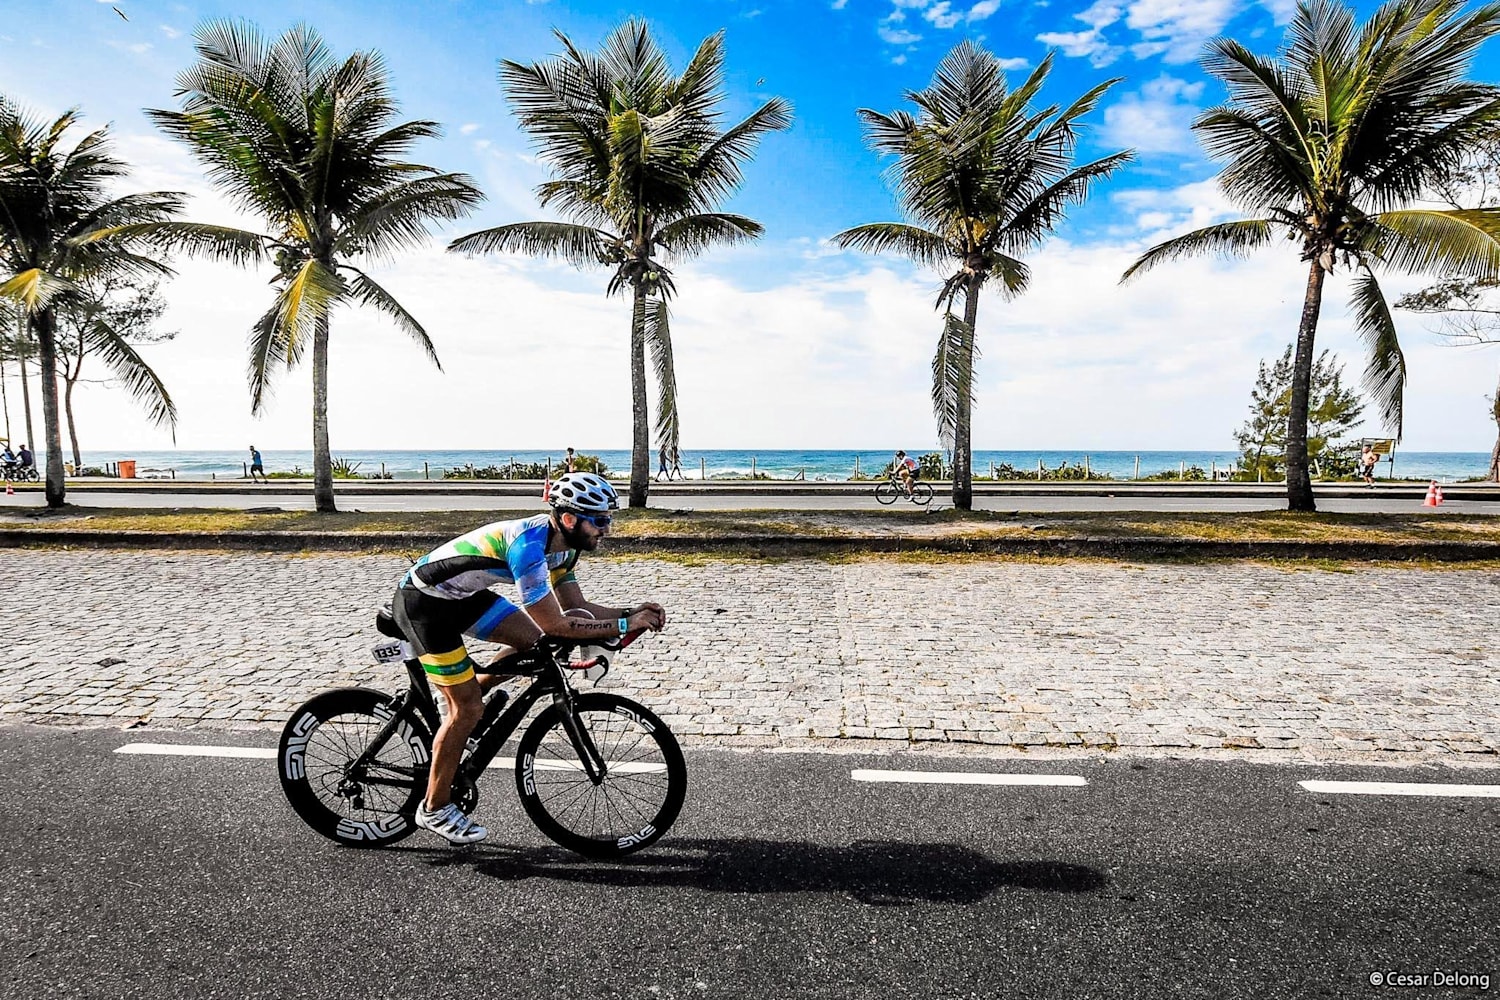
[874,481,899,505]
[910,481,933,505]
[515,693,687,859]
[278,687,431,848]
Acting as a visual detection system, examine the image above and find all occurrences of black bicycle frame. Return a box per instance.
[347,640,608,789]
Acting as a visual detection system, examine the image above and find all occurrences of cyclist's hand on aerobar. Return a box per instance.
[629,603,667,632]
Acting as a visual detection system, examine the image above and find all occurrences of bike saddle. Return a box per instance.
[374,607,404,639]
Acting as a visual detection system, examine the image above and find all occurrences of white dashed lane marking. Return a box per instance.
[115,742,276,760]
[851,769,1087,787]
[1299,779,1500,798]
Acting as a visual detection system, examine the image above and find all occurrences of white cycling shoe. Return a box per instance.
[415,802,488,845]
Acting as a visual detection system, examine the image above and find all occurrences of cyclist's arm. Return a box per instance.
[555,579,667,630]
[527,590,660,638]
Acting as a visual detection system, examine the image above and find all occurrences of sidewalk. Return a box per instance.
[4,549,1495,762]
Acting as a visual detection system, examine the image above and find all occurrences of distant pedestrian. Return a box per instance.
[249,445,268,483]
[565,447,576,474]
[670,445,684,480]
[656,443,670,482]
[1360,444,1377,487]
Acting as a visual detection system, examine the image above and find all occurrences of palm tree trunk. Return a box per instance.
[1489,367,1500,483]
[952,276,981,510]
[64,372,81,471]
[312,311,336,513]
[1285,260,1326,512]
[628,282,650,508]
[33,310,66,508]
[18,331,35,452]
[2,356,11,443]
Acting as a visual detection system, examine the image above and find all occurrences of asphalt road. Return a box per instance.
[4,489,1497,515]
[2,722,1495,999]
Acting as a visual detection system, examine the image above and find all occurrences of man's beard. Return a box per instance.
[560,519,599,550]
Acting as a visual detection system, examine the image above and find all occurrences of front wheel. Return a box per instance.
[910,481,933,505]
[874,481,899,505]
[515,693,687,859]
[278,687,432,848]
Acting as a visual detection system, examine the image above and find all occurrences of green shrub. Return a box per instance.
[986,460,1112,481]
[1139,465,1208,482]
[442,453,609,480]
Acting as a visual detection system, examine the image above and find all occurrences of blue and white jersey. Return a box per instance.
[399,514,579,605]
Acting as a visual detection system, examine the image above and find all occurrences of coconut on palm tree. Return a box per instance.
[450,20,791,507]
[0,100,183,507]
[832,42,1130,509]
[1122,0,1500,511]
[142,21,483,512]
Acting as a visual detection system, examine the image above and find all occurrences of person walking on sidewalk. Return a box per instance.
[564,447,576,474]
[670,445,684,480]
[393,471,667,845]
[1360,445,1377,487]
[656,443,670,481]
[249,445,268,484]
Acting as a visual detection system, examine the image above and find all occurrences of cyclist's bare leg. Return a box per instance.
[426,677,484,811]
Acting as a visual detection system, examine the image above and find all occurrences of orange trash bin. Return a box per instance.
[118,459,137,479]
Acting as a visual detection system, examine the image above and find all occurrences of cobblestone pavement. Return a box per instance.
[5,549,1498,760]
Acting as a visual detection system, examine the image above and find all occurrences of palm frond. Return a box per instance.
[448,221,613,268]
[80,319,178,433]
[0,268,79,313]
[342,266,440,370]
[71,222,269,266]
[1364,207,1500,278]
[931,310,977,453]
[246,257,343,412]
[645,295,679,451]
[830,223,956,270]
[1120,220,1275,283]
[1349,264,1406,437]
[655,213,764,258]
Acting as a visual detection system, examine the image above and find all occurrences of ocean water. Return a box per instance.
[53,448,1495,482]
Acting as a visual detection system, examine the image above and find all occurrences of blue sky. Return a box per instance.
[2,0,1498,452]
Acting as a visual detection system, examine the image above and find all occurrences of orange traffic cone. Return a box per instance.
[1423,481,1439,507]
[1435,483,1445,506]
[4,482,12,496]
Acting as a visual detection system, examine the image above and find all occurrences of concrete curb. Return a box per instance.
[3,528,1499,561]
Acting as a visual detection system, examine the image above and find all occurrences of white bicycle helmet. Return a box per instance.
[548,471,619,513]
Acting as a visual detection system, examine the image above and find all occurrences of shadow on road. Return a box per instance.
[426,837,1108,905]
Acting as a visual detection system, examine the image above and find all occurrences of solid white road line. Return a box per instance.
[851,769,1087,787]
[115,743,276,760]
[1300,779,1500,798]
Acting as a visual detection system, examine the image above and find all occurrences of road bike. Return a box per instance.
[1,460,38,482]
[277,610,686,859]
[874,474,933,506]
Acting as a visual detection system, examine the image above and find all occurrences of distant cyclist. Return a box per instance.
[393,471,666,845]
[893,450,919,497]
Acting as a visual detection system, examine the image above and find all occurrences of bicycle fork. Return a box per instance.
[555,693,608,785]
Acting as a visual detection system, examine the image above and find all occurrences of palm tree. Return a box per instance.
[450,20,791,507]
[1122,0,1500,511]
[56,276,177,468]
[833,43,1130,509]
[145,21,483,512]
[0,100,182,507]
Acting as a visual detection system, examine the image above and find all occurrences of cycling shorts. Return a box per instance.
[391,586,521,687]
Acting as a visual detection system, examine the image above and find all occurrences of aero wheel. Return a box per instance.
[910,482,934,505]
[515,693,686,859]
[278,687,432,848]
[874,481,899,505]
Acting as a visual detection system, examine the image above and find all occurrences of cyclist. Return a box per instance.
[16,443,32,473]
[393,471,666,845]
[893,450,918,497]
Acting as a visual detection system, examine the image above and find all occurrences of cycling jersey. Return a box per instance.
[401,514,579,604]
[395,514,582,687]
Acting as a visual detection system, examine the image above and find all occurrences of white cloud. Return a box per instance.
[1077,0,1125,28]
[996,56,1031,69]
[1036,28,1124,66]
[459,123,482,135]
[159,25,181,39]
[1100,74,1205,154]
[1258,0,1296,22]
[968,0,1004,21]
[925,1,963,27]
[879,25,924,44]
[832,0,849,8]
[106,40,153,55]
[1125,0,1241,63]
[892,53,909,65]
